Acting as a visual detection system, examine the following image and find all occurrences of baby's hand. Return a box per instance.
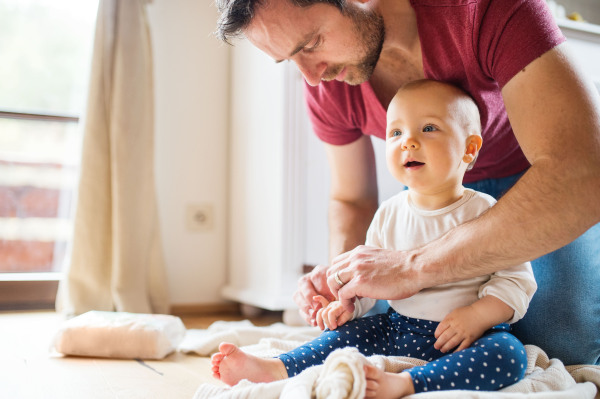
[434,305,488,353]
[313,295,354,331]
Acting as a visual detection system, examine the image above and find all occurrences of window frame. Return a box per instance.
[0,110,79,310]
[0,274,59,310]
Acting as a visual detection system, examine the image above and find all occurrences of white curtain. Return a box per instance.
[56,0,169,316]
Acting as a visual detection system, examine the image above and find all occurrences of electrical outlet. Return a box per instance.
[186,203,214,232]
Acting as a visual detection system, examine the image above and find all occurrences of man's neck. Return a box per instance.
[378,0,420,51]
[369,0,424,108]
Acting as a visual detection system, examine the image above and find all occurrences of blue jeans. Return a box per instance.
[465,173,600,365]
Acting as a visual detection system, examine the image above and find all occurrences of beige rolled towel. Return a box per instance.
[313,348,373,399]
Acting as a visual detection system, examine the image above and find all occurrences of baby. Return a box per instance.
[211,80,536,398]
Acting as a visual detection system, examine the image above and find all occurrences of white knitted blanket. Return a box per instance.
[183,321,600,399]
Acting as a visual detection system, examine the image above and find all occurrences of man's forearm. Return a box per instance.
[417,160,600,289]
[418,44,600,290]
[328,198,378,262]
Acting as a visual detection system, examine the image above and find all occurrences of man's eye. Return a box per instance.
[304,37,321,52]
[423,125,437,132]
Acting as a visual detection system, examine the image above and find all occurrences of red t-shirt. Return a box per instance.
[304,0,565,183]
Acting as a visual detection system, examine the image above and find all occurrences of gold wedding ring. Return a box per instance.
[334,271,344,287]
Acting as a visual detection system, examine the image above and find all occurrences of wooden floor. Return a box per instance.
[0,309,283,398]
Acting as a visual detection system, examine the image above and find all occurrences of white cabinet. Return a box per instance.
[223,40,308,310]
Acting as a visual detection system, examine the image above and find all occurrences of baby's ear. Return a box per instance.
[463,135,483,164]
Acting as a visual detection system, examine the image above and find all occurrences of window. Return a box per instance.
[0,0,98,308]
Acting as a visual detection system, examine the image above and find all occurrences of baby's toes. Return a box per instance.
[211,356,223,378]
[211,362,220,373]
[211,353,225,372]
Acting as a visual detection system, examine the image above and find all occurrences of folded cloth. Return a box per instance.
[179,320,321,357]
[52,311,186,359]
[193,320,600,399]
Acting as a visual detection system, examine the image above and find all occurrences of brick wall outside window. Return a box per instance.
[0,160,75,273]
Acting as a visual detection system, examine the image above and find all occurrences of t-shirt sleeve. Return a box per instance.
[352,297,377,319]
[477,0,566,88]
[303,81,364,145]
[479,262,537,324]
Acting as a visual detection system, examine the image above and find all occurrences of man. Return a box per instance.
[215,0,600,365]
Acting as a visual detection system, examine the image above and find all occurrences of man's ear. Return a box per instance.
[463,135,483,164]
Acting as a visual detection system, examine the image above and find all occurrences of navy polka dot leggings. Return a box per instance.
[277,309,527,393]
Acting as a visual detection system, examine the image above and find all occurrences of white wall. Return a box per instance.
[147,0,230,305]
[558,0,600,24]
[223,40,302,310]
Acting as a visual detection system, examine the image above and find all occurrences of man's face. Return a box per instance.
[244,0,384,86]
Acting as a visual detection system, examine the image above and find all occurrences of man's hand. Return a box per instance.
[313,295,354,331]
[293,264,336,326]
[325,245,425,314]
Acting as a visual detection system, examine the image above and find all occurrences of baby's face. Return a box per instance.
[385,84,473,194]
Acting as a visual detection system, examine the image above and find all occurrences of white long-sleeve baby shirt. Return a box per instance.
[353,189,537,324]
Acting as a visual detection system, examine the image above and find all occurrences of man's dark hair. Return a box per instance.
[215,0,345,44]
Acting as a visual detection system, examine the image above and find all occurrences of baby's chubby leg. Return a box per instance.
[364,364,415,399]
[210,342,287,386]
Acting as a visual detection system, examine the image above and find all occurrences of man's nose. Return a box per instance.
[295,58,327,86]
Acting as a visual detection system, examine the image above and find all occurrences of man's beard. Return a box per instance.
[335,7,385,85]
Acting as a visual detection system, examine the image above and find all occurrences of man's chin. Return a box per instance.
[321,71,369,86]
[341,71,371,86]
[343,75,367,86]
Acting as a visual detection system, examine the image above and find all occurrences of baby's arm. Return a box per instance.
[434,295,514,353]
[313,295,355,331]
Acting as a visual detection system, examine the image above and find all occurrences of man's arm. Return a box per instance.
[330,44,600,305]
[293,135,379,324]
[428,43,600,281]
[325,135,380,260]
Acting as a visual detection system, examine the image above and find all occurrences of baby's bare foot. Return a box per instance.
[364,364,415,399]
[210,342,287,386]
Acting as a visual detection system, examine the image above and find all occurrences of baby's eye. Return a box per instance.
[391,130,402,137]
[423,125,437,132]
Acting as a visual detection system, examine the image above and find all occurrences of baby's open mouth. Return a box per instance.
[404,161,425,167]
